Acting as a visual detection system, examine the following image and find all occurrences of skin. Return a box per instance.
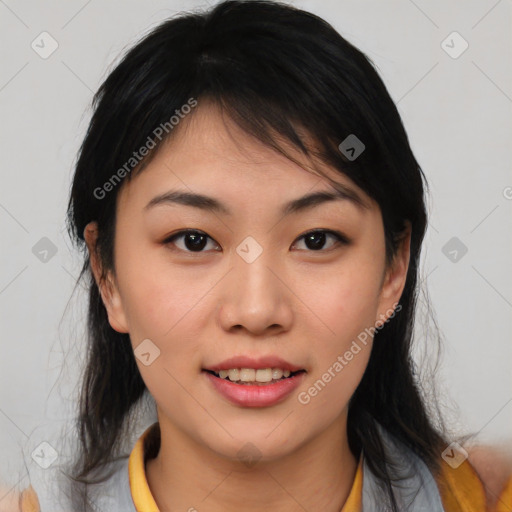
[84,102,411,511]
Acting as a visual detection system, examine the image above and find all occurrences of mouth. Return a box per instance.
[202,367,307,407]
[203,368,307,386]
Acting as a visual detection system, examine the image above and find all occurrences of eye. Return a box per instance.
[163,230,220,253]
[163,228,348,253]
[292,229,348,251]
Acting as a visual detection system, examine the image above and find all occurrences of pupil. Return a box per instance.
[305,232,326,250]
[185,232,207,251]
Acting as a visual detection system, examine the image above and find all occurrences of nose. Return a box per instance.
[216,249,294,336]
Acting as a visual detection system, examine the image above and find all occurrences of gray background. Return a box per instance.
[1,0,511,506]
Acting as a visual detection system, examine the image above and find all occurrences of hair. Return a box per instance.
[65,1,447,509]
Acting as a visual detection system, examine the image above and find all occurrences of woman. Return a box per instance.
[13,1,512,510]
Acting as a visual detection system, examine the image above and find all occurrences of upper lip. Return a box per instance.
[204,355,305,373]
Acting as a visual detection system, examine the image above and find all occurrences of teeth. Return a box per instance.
[213,367,295,382]
[255,369,272,382]
[240,368,256,382]
[272,368,283,380]
[228,369,240,381]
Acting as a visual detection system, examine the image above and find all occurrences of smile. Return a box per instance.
[202,369,307,407]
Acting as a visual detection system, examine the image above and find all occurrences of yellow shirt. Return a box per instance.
[20,422,512,511]
[127,422,362,512]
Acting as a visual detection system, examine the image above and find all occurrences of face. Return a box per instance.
[85,102,410,463]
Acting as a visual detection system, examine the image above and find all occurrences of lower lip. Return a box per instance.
[203,371,306,408]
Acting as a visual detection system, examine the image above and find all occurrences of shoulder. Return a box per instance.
[13,424,158,512]
[20,486,40,512]
[12,457,133,512]
[84,456,136,511]
[469,444,512,511]
[435,443,512,512]
[0,484,40,512]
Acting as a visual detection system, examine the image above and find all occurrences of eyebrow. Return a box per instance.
[144,184,369,216]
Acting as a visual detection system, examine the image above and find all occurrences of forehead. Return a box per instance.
[118,101,374,212]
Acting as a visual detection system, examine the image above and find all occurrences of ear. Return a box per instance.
[375,223,411,326]
[83,221,129,333]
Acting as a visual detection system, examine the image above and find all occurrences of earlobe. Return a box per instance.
[83,221,129,334]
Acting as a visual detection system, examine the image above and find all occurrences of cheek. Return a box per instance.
[295,278,376,428]
[293,252,383,419]
[116,243,212,339]
[295,344,371,441]
[119,263,211,407]
[303,256,384,343]
[114,246,219,394]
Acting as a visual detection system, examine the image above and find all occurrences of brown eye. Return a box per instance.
[293,230,348,251]
[164,230,220,252]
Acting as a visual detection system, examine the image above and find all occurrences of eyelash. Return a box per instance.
[162,229,350,253]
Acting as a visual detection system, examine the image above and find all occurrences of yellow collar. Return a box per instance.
[128,422,363,512]
[128,423,160,511]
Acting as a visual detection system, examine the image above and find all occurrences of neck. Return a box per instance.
[145,412,359,512]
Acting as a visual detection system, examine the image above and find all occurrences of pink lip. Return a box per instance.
[204,370,306,408]
[204,355,304,372]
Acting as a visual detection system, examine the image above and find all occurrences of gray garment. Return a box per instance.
[361,424,446,511]
[87,457,137,512]
[88,426,445,512]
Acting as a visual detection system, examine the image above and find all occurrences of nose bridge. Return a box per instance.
[217,239,292,334]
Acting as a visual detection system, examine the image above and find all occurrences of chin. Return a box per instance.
[208,430,304,465]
